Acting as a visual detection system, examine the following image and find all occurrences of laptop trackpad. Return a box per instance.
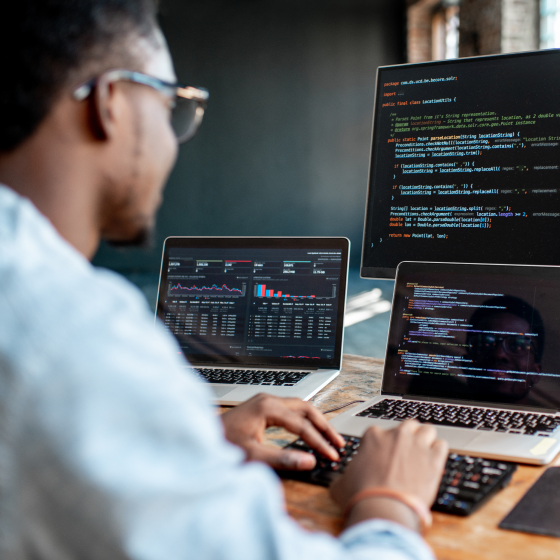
[210,385,234,398]
[435,426,479,448]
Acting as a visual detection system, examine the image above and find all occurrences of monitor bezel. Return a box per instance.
[360,49,560,280]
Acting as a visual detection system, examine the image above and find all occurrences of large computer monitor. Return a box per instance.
[361,49,560,278]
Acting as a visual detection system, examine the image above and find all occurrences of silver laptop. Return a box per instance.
[156,236,349,405]
[332,261,560,465]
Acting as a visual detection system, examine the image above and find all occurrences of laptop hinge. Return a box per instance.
[270,366,320,371]
[403,394,558,414]
[190,364,319,371]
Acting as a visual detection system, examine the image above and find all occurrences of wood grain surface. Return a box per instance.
[220,354,560,558]
[286,355,560,558]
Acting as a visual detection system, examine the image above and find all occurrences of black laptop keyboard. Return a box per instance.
[193,368,309,386]
[355,399,560,435]
[279,435,517,516]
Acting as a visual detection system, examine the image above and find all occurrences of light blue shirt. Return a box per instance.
[0,184,435,560]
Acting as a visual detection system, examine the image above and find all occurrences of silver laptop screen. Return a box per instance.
[383,262,560,410]
[157,237,349,368]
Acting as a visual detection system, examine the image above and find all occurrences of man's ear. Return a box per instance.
[88,74,119,141]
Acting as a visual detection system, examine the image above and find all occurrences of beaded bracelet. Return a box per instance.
[343,487,432,533]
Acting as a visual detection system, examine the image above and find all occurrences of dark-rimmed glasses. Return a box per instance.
[469,333,536,358]
[73,69,209,143]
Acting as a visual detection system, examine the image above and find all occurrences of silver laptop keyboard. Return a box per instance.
[193,368,309,386]
[356,399,560,436]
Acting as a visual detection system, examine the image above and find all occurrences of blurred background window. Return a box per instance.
[541,0,560,48]
[432,3,460,59]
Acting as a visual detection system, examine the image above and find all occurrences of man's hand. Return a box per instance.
[221,393,345,471]
[330,420,448,532]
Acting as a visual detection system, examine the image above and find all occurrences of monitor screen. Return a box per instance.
[361,50,560,278]
[156,237,349,367]
[384,261,560,410]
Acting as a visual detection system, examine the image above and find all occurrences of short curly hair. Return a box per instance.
[0,0,158,152]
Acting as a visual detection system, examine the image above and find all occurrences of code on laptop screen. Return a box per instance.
[157,239,348,367]
[362,50,560,278]
[383,262,560,409]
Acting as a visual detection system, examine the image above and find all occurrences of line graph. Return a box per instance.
[168,281,246,297]
[282,356,322,359]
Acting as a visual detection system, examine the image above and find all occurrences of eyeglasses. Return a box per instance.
[73,69,209,144]
[469,334,535,358]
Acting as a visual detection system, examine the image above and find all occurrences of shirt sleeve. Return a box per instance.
[14,270,435,560]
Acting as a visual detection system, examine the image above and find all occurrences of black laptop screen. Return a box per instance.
[383,262,560,410]
[361,50,560,278]
[157,237,349,368]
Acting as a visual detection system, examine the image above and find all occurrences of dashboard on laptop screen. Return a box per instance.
[383,262,560,410]
[156,238,349,367]
[361,49,560,278]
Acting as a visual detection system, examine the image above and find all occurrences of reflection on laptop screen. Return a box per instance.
[157,241,347,367]
[384,262,560,409]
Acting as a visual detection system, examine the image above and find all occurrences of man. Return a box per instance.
[0,1,447,558]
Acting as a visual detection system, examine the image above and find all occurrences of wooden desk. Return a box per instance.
[266,354,560,560]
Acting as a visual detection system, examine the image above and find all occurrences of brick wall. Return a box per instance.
[459,0,501,57]
[407,0,442,62]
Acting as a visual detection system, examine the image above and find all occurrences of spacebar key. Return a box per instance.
[424,418,474,429]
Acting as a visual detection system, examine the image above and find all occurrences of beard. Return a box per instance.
[105,222,155,249]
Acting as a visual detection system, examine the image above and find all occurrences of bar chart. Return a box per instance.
[253,283,336,299]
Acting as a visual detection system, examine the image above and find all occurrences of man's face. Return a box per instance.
[467,312,541,401]
[100,30,179,247]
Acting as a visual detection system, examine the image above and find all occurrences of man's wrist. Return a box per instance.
[345,496,421,533]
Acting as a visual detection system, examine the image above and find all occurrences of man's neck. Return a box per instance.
[0,104,103,260]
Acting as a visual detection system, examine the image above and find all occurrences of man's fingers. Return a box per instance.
[246,444,317,471]
[306,406,345,448]
[223,395,347,469]
[397,418,421,434]
[415,423,438,446]
[272,398,345,449]
[258,397,341,460]
[278,410,340,461]
[432,437,449,462]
